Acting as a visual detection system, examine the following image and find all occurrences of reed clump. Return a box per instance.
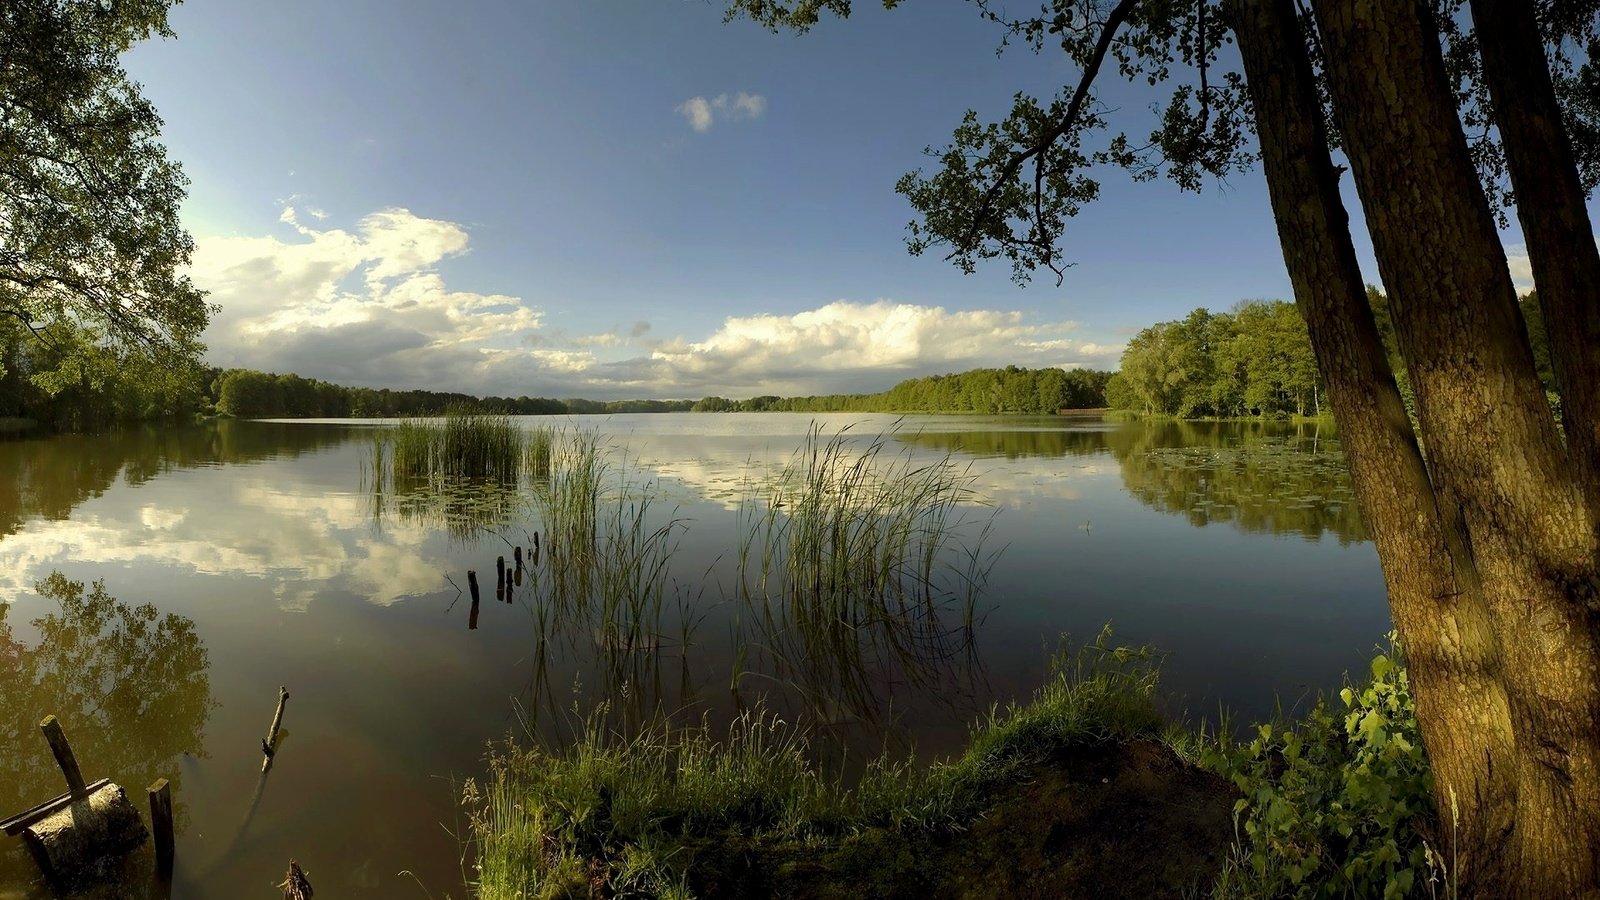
[387,408,525,481]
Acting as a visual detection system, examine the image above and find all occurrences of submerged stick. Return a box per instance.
[279,859,313,899]
[262,687,289,774]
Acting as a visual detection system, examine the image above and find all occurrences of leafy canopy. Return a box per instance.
[726,0,1600,281]
[0,0,210,370]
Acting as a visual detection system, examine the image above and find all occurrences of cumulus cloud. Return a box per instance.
[676,92,766,132]
[620,300,1121,398]
[190,206,544,393]
[188,207,1117,400]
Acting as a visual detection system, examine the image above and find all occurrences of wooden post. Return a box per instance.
[262,687,288,773]
[469,595,480,630]
[39,716,86,799]
[148,779,173,877]
[496,556,505,588]
[467,570,480,603]
[514,546,523,568]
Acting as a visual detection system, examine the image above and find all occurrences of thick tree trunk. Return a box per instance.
[1468,0,1600,516]
[1312,1,1600,894]
[1227,1,1517,888]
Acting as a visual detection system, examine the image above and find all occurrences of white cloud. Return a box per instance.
[677,96,715,132]
[1504,244,1536,291]
[676,92,766,132]
[189,207,1118,400]
[190,207,544,393]
[1503,236,1600,292]
[627,300,1121,397]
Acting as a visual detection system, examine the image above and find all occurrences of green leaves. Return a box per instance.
[1207,633,1436,898]
[1,0,209,369]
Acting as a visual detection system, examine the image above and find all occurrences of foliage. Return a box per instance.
[692,365,1112,414]
[1111,301,1323,418]
[0,0,211,378]
[1207,636,1442,899]
[465,628,1169,899]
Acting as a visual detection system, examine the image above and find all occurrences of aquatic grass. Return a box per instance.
[731,423,998,721]
[517,429,693,731]
[386,408,525,482]
[466,628,1168,899]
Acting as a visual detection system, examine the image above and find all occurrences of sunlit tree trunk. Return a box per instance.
[1312,1,1600,893]
[1468,0,1600,515]
[1227,2,1518,889]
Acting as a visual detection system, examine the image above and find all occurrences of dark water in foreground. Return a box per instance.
[0,413,1388,898]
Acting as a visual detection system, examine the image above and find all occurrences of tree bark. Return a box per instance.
[1312,1,1600,894]
[1469,0,1600,517]
[1226,1,1517,888]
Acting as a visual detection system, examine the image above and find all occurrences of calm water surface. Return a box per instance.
[0,413,1388,897]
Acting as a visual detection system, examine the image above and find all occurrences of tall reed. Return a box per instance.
[732,424,997,718]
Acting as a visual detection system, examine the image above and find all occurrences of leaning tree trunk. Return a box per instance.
[1468,0,1600,517]
[1226,1,1517,889]
[1312,1,1600,894]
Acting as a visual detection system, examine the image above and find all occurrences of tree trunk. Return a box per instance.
[1468,0,1600,517]
[1312,1,1600,894]
[1227,1,1518,888]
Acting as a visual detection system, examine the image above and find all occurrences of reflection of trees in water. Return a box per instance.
[896,427,1112,459]
[0,421,350,539]
[0,574,212,828]
[1107,421,1367,544]
[901,420,1367,543]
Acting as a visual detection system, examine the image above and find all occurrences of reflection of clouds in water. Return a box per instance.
[0,474,442,609]
[621,442,1112,512]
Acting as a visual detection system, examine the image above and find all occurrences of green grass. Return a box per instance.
[467,631,1445,900]
[385,408,526,481]
[465,628,1170,900]
[365,413,547,545]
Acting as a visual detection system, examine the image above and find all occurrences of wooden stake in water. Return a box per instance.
[261,687,288,774]
[148,779,173,876]
[467,570,480,603]
[39,716,86,800]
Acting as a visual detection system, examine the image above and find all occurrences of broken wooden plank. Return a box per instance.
[1,778,112,836]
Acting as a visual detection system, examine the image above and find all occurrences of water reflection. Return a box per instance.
[899,420,1366,543]
[0,422,349,541]
[0,574,211,893]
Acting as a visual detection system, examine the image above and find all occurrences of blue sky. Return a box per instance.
[122,0,1542,400]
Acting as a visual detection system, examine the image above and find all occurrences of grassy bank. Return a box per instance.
[463,631,1444,899]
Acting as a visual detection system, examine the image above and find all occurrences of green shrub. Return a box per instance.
[1207,635,1445,899]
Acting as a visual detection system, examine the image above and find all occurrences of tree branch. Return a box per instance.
[952,0,1144,258]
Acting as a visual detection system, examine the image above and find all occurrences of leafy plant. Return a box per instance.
[1208,635,1437,899]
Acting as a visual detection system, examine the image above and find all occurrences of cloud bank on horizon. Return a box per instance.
[188,207,1122,400]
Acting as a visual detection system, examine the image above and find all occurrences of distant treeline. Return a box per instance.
[210,369,693,418]
[1104,293,1555,419]
[0,318,694,430]
[690,366,1112,415]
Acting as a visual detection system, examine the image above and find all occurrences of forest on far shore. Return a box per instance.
[1,291,1552,431]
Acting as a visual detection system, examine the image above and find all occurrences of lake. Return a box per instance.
[0,413,1389,898]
